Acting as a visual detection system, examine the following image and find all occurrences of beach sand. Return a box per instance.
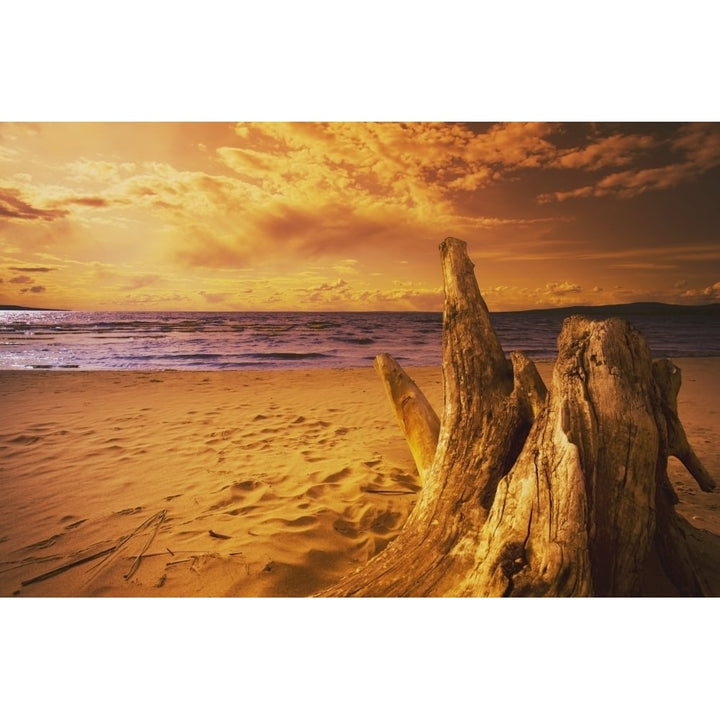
[1,358,719,597]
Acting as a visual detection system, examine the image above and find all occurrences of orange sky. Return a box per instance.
[1,122,719,312]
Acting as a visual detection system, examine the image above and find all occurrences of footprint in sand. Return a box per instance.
[323,467,352,484]
[333,518,361,538]
[300,449,323,463]
[230,479,272,498]
[282,515,317,529]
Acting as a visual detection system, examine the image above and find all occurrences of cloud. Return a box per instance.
[253,202,387,258]
[0,188,68,221]
[303,278,350,303]
[545,281,582,295]
[575,243,720,264]
[454,215,560,231]
[673,123,720,167]
[62,196,110,208]
[174,227,258,269]
[610,262,676,270]
[331,259,359,275]
[67,159,137,183]
[199,290,233,304]
[3,122,718,313]
[704,281,720,298]
[679,281,720,301]
[20,285,45,293]
[222,122,562,203]
[552,133,657,172]
[539,281,583,306]
[538,123,720,203]
[354,285,443,311]
[293,274,442,311]
[537,163,698,202]
[0,145,19,162]
[119,273,160,291]
[2,124,656,285]
[308,279,349,293]
[10,274,33,284]
[114,293,189,307]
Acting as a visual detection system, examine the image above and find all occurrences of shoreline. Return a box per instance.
[3,352,720,372]
[1,358,718,596]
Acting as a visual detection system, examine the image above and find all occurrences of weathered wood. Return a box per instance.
[462,316,663,596]
[321,238,545,596]
[373,353,440,481]
[319,237,714,597]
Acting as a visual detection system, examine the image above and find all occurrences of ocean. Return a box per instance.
[1,304,718,371]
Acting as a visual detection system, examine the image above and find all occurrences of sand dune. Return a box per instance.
[1,359,718,596]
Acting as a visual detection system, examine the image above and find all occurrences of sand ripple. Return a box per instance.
[0,368,440,596]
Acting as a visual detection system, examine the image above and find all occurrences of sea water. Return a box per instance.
[0,304,718,371]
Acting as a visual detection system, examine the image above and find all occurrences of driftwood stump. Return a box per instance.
[321,237,715,597]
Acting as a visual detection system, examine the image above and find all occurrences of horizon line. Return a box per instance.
[3,300,720,315]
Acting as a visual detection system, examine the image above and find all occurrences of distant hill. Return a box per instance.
[493,302,720,317]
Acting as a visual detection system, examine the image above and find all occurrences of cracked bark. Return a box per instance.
[319,237,714,597]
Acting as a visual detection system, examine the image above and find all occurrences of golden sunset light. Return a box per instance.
[2,121,718,312]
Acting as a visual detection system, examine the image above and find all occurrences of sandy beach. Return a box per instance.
[1,358,719,597]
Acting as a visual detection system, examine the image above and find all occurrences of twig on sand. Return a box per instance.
[20,509,168,589]
[166,558,194,567]
[124,509,167,580]
[209,529,232,540]
[21,547,116,587]
[86,509,167,582]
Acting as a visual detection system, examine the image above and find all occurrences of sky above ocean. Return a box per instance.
[1,123,719,314]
